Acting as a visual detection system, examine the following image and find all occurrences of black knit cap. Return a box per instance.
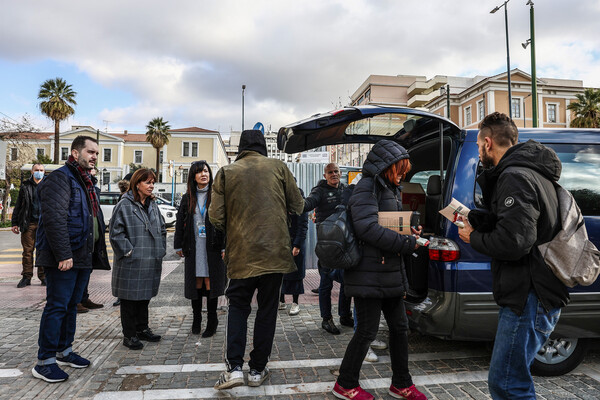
[238,129,267,157]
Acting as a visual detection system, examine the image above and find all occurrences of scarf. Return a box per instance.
[68,155,100,217]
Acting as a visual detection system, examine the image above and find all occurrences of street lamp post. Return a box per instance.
[103,168,110,191]
[527,0,538,127]
[523,93,532,127]
[491,0,512,119]
[440,85,451,120]
[241,84,246,131]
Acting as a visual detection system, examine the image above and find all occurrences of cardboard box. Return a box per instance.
[378,211,414,235]
[401,181,426,226]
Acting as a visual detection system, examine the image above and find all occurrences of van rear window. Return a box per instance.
[474,144,600,216]
[546,144,600,216]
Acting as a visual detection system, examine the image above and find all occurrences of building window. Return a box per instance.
[134,150,143,164]
[182,142,199,157]
[103,148,112,162]
[182,168,189,183]
[60,147,69,161]
[547,104,557,123]
[159,150,164,164]
[465,106,472,126]
[477,100,485,121]
[36,148,45,159]
[102,171,110,185]
[10,148,18,161]
[512,98,521,119]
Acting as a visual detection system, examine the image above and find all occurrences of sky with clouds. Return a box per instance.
[1,0,599,135]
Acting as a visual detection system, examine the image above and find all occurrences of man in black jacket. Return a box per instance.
[32,136,110,383]
[459,112,568,399]
[12,163,45,288]
[304,163,353,335]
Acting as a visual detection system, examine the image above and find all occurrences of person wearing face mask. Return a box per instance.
[12,163,46,288]
[110,168,167,351]
[174,161,226,337]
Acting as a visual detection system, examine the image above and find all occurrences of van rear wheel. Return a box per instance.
[531,337,588,376]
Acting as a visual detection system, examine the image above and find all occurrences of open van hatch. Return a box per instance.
[278,106,464,304]
[277,105,461,154]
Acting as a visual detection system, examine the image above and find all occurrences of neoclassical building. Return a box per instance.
[332,69,594,166]
[5,126,228,186]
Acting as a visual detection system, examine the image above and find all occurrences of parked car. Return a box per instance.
[99,192,178,227]
[277,105,600,376]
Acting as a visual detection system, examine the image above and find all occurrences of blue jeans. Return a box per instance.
[488,291,561,399]
[318,265,351,319]
[37,267,91,364]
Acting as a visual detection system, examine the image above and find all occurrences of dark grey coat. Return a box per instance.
[110,191,167,300]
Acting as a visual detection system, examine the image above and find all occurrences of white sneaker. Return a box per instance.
[371,339,388,350]
[289,303,300,315]
[214,366,244,390]
[364,347,379,363]
[278,302,287,310]
[247,366,270,387]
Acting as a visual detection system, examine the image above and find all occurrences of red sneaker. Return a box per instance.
[389,384,427,400]
[332,382,374,400]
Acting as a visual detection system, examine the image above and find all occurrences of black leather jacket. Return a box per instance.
[11,177,39,232]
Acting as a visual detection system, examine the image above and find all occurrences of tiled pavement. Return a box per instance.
[1,233,600,399]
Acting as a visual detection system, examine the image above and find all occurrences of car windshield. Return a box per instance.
[345,113,423,138]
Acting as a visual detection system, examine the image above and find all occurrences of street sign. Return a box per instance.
[253,122,265,134]
[299,152,329,163]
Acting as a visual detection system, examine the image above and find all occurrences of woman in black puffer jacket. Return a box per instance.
[332,140,427,400]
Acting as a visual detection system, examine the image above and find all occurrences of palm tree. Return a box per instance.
[38,78,77,163]
[145,117,171,182]
[567,88,600,128]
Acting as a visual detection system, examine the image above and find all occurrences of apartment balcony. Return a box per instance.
[407,91,440,107]
[407,75,448,97]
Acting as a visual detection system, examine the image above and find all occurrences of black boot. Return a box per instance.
[202,297,218,338]
[191,299,202,335]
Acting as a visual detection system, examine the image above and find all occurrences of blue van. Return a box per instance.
[277,105,600,376]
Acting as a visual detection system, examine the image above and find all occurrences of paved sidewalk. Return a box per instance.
[1,250,600,399]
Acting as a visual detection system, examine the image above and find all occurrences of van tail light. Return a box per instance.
[428,237,461,262]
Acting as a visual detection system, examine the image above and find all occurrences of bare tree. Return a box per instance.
[0,114,40,222]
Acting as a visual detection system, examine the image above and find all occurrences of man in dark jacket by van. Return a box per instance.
[32,136,110,383]
[303,163,353,335]
[458,112,569,399]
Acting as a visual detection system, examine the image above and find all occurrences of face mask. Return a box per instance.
[33,171,44,180]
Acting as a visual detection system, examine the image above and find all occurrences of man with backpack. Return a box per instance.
[304,163,353,335]
[458,112,569,399]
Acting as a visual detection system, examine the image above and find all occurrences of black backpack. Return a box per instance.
[315,205,361,270]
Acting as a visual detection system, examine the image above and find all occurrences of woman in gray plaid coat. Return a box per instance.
[110,169,166,350]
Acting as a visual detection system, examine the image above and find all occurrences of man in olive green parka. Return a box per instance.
[210,129,304,390]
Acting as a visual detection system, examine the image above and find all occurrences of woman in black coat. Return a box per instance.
[174,161,226,337]
[279,188,308,316]
[332,140,427,400]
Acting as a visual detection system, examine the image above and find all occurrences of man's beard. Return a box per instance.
[480,146,495,169]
